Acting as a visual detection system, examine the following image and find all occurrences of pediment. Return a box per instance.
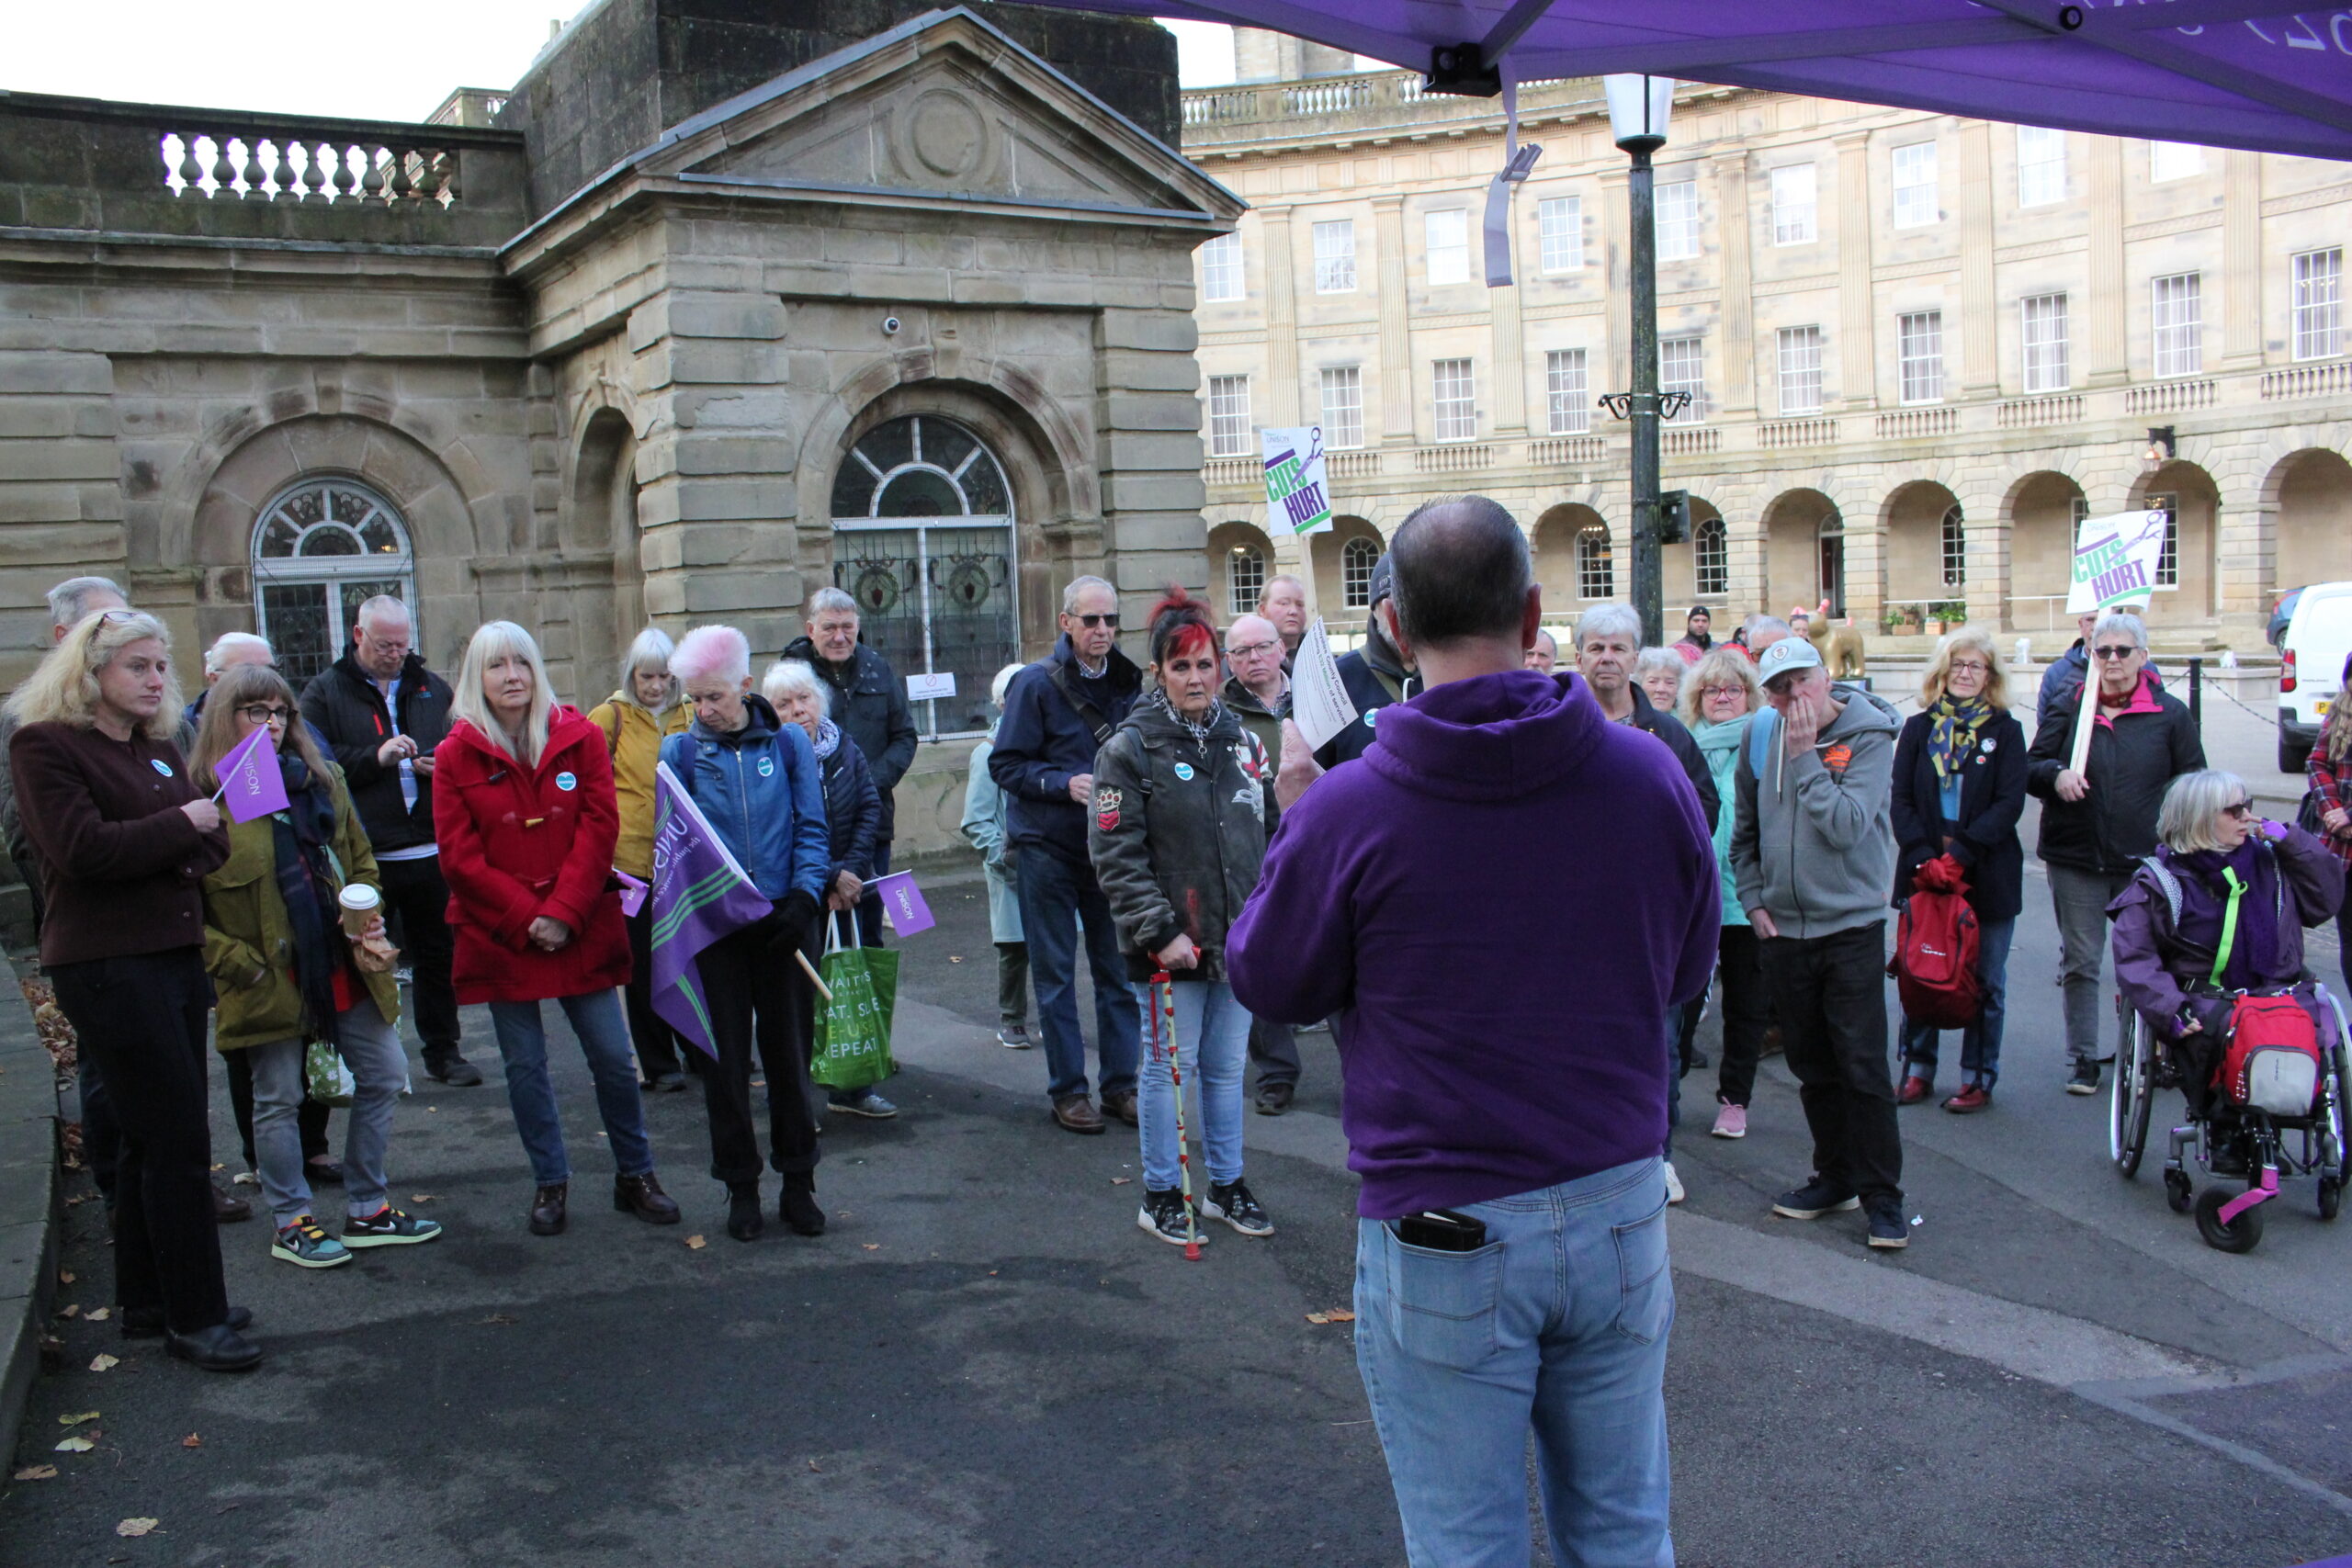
[645,8,1235,219]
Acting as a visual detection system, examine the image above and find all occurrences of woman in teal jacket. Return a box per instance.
[1681,646,1773,1139]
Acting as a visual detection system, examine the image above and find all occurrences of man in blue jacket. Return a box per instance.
[989,576,1143,1134]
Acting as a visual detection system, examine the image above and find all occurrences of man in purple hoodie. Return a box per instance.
[1229,496,1718,1568]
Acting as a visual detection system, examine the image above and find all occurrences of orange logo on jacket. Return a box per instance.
[1824,743,1852,776]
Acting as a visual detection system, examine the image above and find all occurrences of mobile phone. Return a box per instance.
[1391,1209,1488,1252]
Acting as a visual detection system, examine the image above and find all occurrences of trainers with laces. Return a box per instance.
[2066,1060,2100,1095]
[997,1024,1033,1049]
[339,1205,442,1248]
[1865,1197,1910,1248]
[1710,1100,1747,1139]
[270,1217,352,1269]
[1136,1187,1204,1247]
[828,1089,898,1119]
[1771,1177,1860,1221]
[1204,1179,1273,1236]
[1662,1161,1687,1205]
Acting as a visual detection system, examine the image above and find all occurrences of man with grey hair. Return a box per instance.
[1523,627,1558,672]
[989,574,1143,1134]
[1742,614,1794,660]
[781,586,917,964]
[2027,608,2203,1093]
[300,595,480,1087]
[178,631,280,751]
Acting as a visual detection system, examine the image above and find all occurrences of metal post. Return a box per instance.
[2188,655,2203,730]
[1627,144,1663,647]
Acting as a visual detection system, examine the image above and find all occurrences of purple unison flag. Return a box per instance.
[216,725,290,823]
[648,761,773,1058]
[869,870,934,937]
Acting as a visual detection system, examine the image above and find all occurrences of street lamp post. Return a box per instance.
[1603,74,1676,647]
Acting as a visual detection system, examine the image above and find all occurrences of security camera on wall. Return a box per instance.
[882,315,902,335]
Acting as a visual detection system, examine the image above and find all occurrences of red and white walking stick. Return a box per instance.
[1153,970,1202,1261]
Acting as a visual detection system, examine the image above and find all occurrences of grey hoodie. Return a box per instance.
[1730,687,1902,940]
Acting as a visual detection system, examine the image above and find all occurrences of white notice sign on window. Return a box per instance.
[907,671,957,703]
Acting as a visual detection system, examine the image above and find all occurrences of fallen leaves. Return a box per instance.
[180,1434,202,1449]
[54,1437,94,1453]
[59,1412,99,1427]
[88,1353,119,1372]
[947,954,963,963]
[409,1193,435,1205]
[684,1235,707,1250]
[116,1517,159,1537]
[1304,1308,1357,1325]
[861,1243,880,1251]
[13,1464,57,1481]
[480,1314,516,1326]
[1110,1177,1133,1186]
[85,1307,110,1323]
[57,1269,74,1286]
[55,1303,78,1319]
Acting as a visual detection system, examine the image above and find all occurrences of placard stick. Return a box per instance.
[2067,680,2098,778]
[794,947,834,1003]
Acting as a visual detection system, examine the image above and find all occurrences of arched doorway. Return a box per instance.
[829,413,1017,739]
[1308,516,1384,618]
[1883,479,1962,620]
[251,477,417,687]
[1208,520,1277,620]
[571,408,643,697]
[1761,489,1838,618]
[2130,459,2220,622]
[1663,495,1724,611]
[2269,447,2352,590]
[2006,470,2086,635]
[1532,503,1611,614]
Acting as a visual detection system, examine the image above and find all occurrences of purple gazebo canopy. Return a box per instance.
[1057,0,2352,161]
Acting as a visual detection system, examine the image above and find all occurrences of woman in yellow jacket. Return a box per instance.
[589,628,694,1090]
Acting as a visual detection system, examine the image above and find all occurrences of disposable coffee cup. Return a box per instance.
[338,884,381,938]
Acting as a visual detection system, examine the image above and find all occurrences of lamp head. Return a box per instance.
[2143,424,2177,469]
[1605,74,1675,152]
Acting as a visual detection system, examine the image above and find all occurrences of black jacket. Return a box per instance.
[2027,682,2206,875]
[1315,621,1415,769]
[1223,674,1289,764]
[1891,709,2028,921]
[1626,687,1721,833]
[298,650,456,854]
[780,637,919,840]
[1086,693,1278,983]
[989,635,1145,860]
[817,728,883,886]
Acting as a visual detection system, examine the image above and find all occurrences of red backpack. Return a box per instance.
[1889,873,1984,1029]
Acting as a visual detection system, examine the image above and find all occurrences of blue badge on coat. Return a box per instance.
[555,772,577,792]
[758,755,776,778]
[1364,708,1380,728]
[1173,762,1195,781]
[150,759,174,777]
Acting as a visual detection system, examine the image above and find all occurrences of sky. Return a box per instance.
[4,4,1247,122]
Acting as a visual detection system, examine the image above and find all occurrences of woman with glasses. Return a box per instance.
[6,611,252,1369]
[587,627,693,1092]
[1891,628,2028,1112]
[2028,610,2205,1095]
[1679,646,1773,1139]
[191,665,436,1269]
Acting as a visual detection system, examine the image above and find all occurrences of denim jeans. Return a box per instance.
[1354,1158,1676,1568]
[487,989,654,1186]
[2048,864,2133,1066]
[1899,916,2015,1089]
[1014,842,1138,1102]
[1132,979,1249,1190]
[247,995,407,1226]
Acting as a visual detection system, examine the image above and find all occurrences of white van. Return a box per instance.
[2278,580,2352,773]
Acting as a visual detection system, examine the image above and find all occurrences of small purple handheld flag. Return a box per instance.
[869,870,934,937]
[648,761,773,1058]
[214,725,291,823]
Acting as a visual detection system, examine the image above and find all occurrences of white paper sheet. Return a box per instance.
[1290,616,1359,754]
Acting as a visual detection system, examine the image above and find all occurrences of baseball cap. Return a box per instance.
[1366,553,1394,607]
[1754,636,1824,687]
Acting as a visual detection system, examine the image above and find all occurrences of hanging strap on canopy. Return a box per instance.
[1482,72,1543,288]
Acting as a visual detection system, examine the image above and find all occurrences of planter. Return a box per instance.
[1892,624,1920,637]
[1923,620,1945,636]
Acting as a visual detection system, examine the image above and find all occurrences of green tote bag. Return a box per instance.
[810,909,898,1091]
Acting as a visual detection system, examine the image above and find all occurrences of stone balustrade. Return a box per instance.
[159,130,466,206]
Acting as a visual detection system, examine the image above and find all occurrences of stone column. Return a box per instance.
[2222,149,2264,368]
[1843,515,1886,625]
[1958,121,1998,397]
[1261,206,1302,425]
[1713,151,1755,415]
[1834,132,1877,409]
[1098,299,1218,615]
[1373,195,1414,442]
[1488,280,1528,436]
[1727,515,1769,615]
[1964,494,2012,628]
[2086,137,2127,386]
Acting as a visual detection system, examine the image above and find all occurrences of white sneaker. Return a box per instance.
[1663,1161,1687,1205]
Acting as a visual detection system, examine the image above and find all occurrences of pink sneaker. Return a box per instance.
[1710,1100,1748,1139]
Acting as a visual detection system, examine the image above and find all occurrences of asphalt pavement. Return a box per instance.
[2,856,2349,1567]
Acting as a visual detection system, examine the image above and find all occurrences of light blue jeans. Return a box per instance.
[1131,979,1250,1191]
[1354,1158,1676,1568]
[248,995,407,1228]
[487,989,654,1186]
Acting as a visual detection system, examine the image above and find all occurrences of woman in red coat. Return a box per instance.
[434,621,679,1237]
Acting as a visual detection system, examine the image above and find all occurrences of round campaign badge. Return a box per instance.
[150,759,174,777]
[1364,708,1380,728]
[758,755,776,778]
[1173,762,1195,781]
[555,772,578,792]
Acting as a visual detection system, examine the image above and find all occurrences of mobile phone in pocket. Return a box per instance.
[1391,1208,1488,1252]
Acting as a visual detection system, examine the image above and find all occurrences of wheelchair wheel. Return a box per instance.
[2110,1010,2154,1177]
[2322,1178,2343,1223]
[2194,1185,2266,1254]
[2165,1169,2194,1214]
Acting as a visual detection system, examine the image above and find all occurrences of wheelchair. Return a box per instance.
[2109,985,2351,1254]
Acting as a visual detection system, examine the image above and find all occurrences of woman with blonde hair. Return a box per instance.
[1679,645,1772,1139]
[589,627,694,1091]
[191,663,435,1269]
[6,610,254,1368]
[2302,650,2352,997]
[1892,626,2028,1112]
[434,621,679,1236]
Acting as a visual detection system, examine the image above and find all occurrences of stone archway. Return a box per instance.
[2004,469,2086,636]
[1882,479,1963,619]
[2267,447,2352,590]
[1208,520,1278,622]
[1532,503,1611,615]
[1760,489,1838,619]
[567,407,644,700]
[1662,495,1724,615]
[2129,459,2222,623]
[1308,515,1384,619]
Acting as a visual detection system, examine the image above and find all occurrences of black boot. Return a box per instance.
[779,1175,824,1236]
[726,1180,764,1242]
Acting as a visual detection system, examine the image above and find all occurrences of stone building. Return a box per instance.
[1182,57,2352,649]
[0,2,1231,878]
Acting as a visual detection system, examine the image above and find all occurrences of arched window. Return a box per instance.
[1816,511,1846,616]
[252,478,416,686]
[1939,503,1966,589]
[830,415,1017,739]
[1226,545,1267,619]
[1340,536,1381,609]
[1576,525,1613,600]
[1694,515,1729,597]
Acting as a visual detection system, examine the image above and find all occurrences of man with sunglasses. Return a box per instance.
[989,576,1144,1134]
[2027,610,2204,1094]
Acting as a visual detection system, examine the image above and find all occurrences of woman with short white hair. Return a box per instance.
[435,621,679,1236]
[589,627,694,1091]
[962,663,1034,1047]
[1633,647,1687,717]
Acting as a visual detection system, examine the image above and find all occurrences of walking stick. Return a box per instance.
[1153,970,1202,1261]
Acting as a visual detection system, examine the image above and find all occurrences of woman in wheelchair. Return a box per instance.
[2109,769,2345,1122]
